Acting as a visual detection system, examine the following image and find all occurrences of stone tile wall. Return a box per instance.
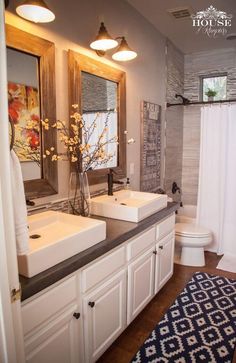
[182,47,236,205]
[182,106,201,205]
[164,41,184,201]
[184,48,236,102]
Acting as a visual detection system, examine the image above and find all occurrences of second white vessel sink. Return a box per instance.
[91,190,167,222]
[18,211,106,278]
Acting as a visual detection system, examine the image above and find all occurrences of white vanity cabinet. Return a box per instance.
[155,231,175,294]
[81,247,127,362]
[22,275,81,363]
[127,227,156,324]
[155,214,175,294]
[127,247,155,324]
[82,270,126,362]
[126,214,175,324]
[21,212,176,363]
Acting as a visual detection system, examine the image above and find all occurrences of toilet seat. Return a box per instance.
[175,223,211,238]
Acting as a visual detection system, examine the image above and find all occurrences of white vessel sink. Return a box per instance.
[18,211,106,278]
[91,190,167,222]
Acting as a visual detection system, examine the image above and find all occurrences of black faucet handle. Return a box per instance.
[26,199,35,206]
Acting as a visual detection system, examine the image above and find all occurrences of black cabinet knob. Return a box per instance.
[159,245,163,250]
[153,250,157,255]
[73,312,80,319]
[88,301,95,308]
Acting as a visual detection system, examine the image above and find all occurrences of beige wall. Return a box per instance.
[6,0,167,204]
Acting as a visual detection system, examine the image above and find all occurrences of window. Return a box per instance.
[201,74,227,101]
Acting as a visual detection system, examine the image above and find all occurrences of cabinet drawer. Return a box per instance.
[156,213,175,240]
[81,246,126,293]
[22,275,77,336]
[127,227,155,261]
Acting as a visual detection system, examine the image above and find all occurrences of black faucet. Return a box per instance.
[107,169,124,196]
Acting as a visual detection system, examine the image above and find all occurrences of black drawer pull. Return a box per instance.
[159,245,163,250]
[88,301,95,308]
[153,250,157,255]
[73,312,80,319]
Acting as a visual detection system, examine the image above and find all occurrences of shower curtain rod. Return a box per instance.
[167,99,236,107]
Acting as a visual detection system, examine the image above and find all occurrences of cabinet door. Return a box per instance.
[155,232,175,294]
[83,270,126,363]
[127,247,155,324]
[25,305,80,363]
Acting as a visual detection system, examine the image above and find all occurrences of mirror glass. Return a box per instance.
[7,48,42,181]
[81,71,118,169]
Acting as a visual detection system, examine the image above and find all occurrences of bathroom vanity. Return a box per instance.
[20,202,178,363]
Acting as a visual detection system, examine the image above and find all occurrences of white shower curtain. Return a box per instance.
[197,104,236,257]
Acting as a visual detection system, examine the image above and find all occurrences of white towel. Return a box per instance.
[10,150,29,255]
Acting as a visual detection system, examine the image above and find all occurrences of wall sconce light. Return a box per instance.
[90,22,118,54]
[112,37,137,61]
[90,23,137,62]
[16,0,55,23]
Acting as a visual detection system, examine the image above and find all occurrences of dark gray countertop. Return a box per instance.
[20,202,179,301]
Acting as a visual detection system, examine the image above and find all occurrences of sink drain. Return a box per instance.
[30,234,41,239]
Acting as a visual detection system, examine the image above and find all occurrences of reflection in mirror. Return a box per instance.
[7,48,41,181]
[68,50,126,184]
[6,24,57,199]
[81,72,118,169]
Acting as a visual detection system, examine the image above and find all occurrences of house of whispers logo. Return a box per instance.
[191,5,233,37]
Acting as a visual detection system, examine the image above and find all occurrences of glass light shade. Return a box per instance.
[90,22,118,51]
[112,50,137,61]
[112,37,137,61]
[16,0,55,23]
[90,38,118,51]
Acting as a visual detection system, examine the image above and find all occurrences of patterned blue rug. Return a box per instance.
[131,272,236,363]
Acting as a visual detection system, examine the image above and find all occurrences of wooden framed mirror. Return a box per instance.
[6,24,58,199]
[68,50,126,184]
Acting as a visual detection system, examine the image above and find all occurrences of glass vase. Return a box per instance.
[68,171,91,217]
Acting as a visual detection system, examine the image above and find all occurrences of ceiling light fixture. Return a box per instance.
[90,23,137,62]
[16,0,55,23]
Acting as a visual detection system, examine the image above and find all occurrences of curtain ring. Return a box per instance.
[9,116,15,151]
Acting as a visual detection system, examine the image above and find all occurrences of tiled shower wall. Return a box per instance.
[182,106,201,205]
[164,41,184,200]
[184,48,236,101]
[182,47,236,205]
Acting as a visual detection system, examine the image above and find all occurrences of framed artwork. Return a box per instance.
[140,101,161,192]
[8,81,40,164]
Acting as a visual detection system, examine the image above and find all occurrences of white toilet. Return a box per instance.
[175,223,212,266]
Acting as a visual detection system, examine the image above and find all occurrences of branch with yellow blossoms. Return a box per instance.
[42,105,118,172]
[13,120,41,166]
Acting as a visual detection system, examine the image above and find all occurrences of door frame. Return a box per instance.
[0,1,25,361]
